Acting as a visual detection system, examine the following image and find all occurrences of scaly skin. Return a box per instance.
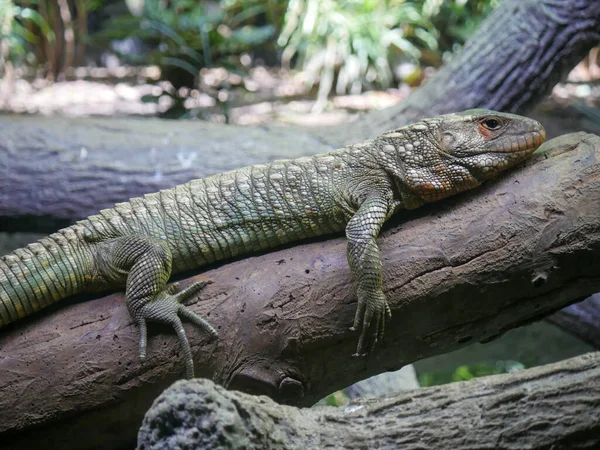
[0,110,546,378]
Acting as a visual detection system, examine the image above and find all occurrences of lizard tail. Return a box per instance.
[0,231,92,327]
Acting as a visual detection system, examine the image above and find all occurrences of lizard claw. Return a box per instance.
[352,290,391,355]
[138,318,148,363]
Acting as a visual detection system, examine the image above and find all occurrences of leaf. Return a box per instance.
[13,6,54,41]
[230,25,275,45]
[162,56,200,77]
[414,27,438,51]
[229,4,267,28]
[142,20,203,63]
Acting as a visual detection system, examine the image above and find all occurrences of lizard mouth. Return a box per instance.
[436,128,546,160]
[487,128,546,154]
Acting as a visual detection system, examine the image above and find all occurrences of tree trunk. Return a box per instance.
[0,0,599,227]
[1,132,599,449]
[137,352,600,450]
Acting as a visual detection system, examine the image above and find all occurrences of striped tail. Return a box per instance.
[0,230,93,327]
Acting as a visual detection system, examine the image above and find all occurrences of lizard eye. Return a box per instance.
[480,118,502,130]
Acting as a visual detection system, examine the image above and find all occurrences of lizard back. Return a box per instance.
[79,148,368,274]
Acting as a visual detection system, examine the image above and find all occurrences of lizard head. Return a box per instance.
[435,109,545,175]
[380,109,546,209]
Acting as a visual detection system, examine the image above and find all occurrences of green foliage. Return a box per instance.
[1,0,97,78]
[426,0,499,54]
[0,0,54,68]
[96,1,280,80]
[278,0,440,108]
[419,360,526,387]
[317,389,351,407]
[139,0,276,69]
[2,0,499,113]
[95,0,284,116]
[90,0,499,116]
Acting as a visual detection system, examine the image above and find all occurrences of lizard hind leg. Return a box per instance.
[103,235,217,379]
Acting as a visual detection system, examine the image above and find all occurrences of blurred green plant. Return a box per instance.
[2,0,499,115]
[317,389,351,407]
[95,0,286,117]
[425,0,499,56]
[278,0,440,110]
[419,360,526,387]
[0,0,93,80]
[0,0,54,73]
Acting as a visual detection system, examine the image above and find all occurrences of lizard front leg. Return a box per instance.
[346,191,393,355]
[97,235,217,378]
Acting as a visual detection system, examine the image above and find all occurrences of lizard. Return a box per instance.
[0,109,545,378]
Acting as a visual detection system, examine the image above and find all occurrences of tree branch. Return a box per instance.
[1,132,599,449]
[137,352,600,450]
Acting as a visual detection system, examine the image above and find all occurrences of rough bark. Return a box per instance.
[550,294,600,349]
[1,132,599,450]
[137,352,600,450]
[1,0,599,226]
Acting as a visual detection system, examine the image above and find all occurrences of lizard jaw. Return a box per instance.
[485,127,546,154]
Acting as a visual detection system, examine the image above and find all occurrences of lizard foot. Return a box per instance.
[350,290,391,356]
[135,280,218,379]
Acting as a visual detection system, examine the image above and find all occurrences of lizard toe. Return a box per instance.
[178,304,218,339]
[173,280,210,304]
[378,306,386,343]
[137,318,148,363]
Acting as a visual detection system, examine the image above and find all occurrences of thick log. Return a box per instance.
[137,352,600,450]
[0,132,599,449]
[1,0,599,226]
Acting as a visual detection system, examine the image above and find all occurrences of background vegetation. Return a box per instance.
[0,0,498,116]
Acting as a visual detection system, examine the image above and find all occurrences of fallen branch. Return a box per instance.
[1,132,599,449]
[137,352,600,450]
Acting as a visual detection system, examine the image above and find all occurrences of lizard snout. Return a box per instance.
[532,122,546,147]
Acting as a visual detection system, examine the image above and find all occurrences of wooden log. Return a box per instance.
[1,132,599,449]
[137,352,600,450]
